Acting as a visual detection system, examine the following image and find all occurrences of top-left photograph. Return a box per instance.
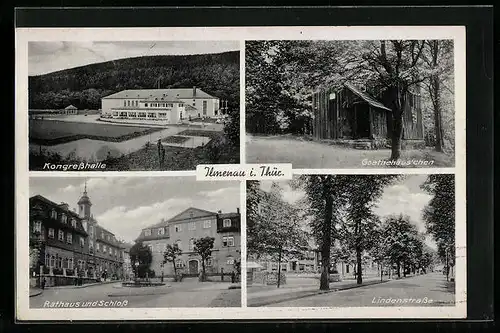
[28,41,240,171]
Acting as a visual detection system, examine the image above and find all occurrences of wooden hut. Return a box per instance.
[311,82,424,148]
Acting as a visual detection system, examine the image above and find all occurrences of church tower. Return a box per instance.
[77,180,92,219]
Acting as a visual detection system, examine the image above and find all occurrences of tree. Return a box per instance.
[293,175,353,290]
[247,181,308,288]
[421,174,455,280]
[421,40,454,152]
[340,175,398,284]
[129,242,153,279]
[163,244,182,280]
[383,214,422,278]
[193,237,215,282]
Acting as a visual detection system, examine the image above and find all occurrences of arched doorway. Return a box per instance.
[188,259,199,274]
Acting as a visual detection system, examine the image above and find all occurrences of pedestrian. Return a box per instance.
[41,278,46,290]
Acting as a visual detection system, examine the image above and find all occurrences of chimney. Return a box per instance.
[193,86,197,97]
[236,208,240,214]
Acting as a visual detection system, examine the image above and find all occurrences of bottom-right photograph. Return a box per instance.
[245,174,456,307]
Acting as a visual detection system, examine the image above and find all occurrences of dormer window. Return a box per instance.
[71,219,77,228]
[61,214,67,223]
[223,219,232,228]
[51,210,57,219]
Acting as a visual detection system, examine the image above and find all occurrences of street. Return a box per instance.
[261,272,455,307]
[30,278,241,308]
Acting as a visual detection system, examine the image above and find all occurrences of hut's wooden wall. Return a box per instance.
[369,107,388,139]
[312,87,340,140]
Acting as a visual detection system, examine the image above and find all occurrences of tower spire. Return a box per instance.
[84,179,87,194]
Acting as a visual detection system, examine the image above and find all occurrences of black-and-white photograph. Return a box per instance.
[246,174,456,307]
[28,41,240,171]
[246,40,456,168]
[29,177,241,308]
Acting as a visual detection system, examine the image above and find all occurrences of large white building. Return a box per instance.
[101,86,220,123]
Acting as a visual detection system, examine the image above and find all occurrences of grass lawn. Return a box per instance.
[161,136,191,144]
[104,131,239,170]
[29,119,163,145]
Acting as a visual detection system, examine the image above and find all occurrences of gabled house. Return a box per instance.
[311,82,424,148]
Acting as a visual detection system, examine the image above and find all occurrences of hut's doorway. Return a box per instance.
[351,103,371,139]
[355,104,371,138]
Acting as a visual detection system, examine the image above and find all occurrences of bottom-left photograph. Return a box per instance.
[28,176,242,308]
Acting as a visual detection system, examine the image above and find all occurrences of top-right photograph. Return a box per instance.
[245,40,456,169]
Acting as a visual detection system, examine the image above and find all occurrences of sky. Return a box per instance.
[29,177,241,243]
[28,41,240,76]
[260,174,437,250]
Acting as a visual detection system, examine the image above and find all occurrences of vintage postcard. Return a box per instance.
[27,40,240,171]
[15,26,466,320]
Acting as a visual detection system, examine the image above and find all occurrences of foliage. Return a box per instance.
[163,244,182,278]
[382,214,425,277]
[29,52,239,110]
[193,237,215,281]
[129,242,153,279]
[421,174,455,266]
[245,40,455,158]
[337,175,399,284]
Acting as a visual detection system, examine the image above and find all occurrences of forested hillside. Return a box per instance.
[29,51,239,110]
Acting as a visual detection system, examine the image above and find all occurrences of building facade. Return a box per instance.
[77,186,125,280]
[136,207,241,277]
[101,87,220,122]
[29,185,125,286]
[29,195,90,285]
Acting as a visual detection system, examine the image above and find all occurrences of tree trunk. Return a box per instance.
[173,260,177,280]
[356,246,363,285]
[201,259,206,282]
[387,85,406,161]
[380,263,383,282]
[403,261,407,277]
[277,247,282,288]
[390,114,403,160]
[396,262,401,278]
[320,187,333,290]
[430,40,445,152]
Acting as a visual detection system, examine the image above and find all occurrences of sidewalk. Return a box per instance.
[29,288,43,297]
[47,280,119,290]
[248,276,388,307]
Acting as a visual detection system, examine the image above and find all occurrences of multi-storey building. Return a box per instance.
[136,207,241,276]
[29,195,90,284]
[101,87,220,122]
[29,184,125,286]
[77,185,125,280]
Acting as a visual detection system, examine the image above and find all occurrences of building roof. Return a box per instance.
[344,82,392,112]
[102,88,217,100]
[65,104,77,110]
[218,212,240,219]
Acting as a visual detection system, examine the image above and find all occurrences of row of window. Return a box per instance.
[172,256,235,268]
[45,253,74,270]
[46,227,85,246]
[148,235,235,253]
[48,211,78,228]
[94,242,123,258]
[144,219,232,237]
[124,100,139,107]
